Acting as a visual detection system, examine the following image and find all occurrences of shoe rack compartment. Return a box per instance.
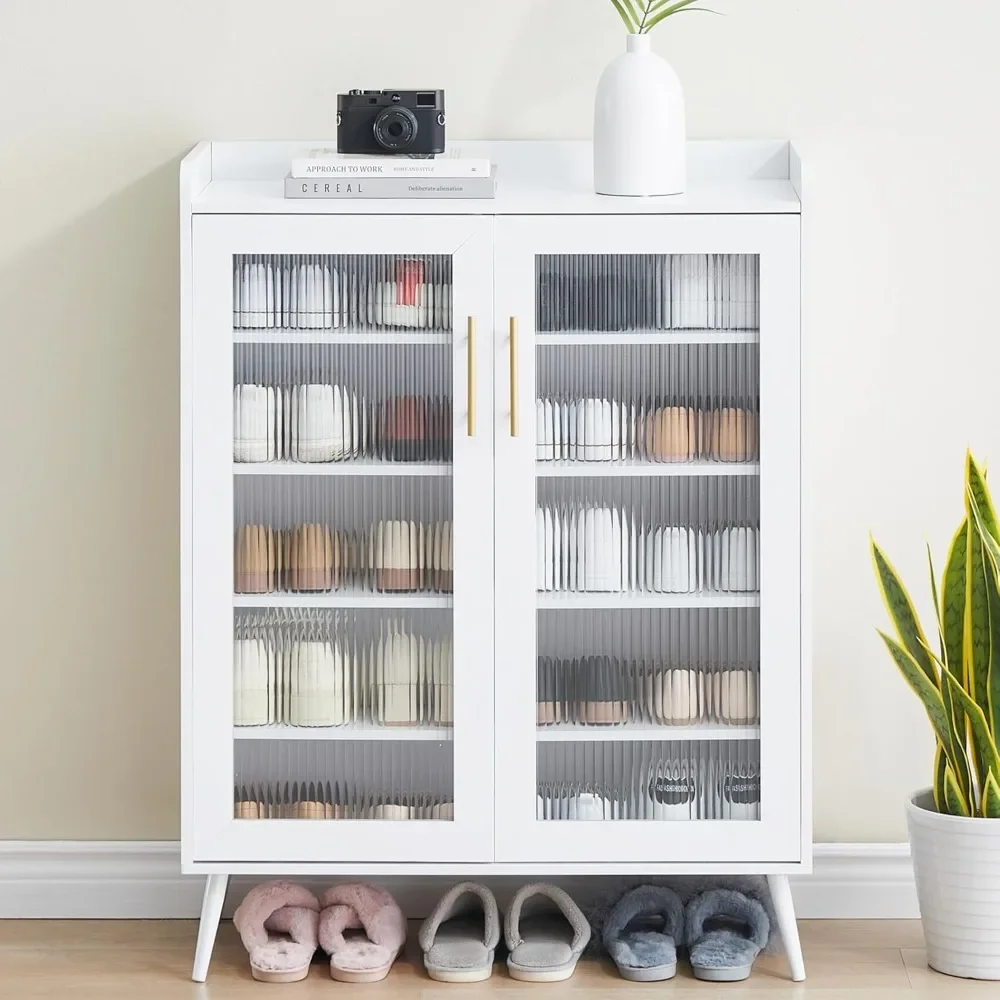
[234,739,454,820]
[233,254,453,333]
[234,476,452,596]
[535,254,759,333]
[536,477,759,595]
[536,739,760,821]
[234,343,452,466]
[536,343,758,467]
[234,608,453,731]
[536,607,758,731]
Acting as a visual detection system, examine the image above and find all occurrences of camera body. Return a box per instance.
[337,90,446,156]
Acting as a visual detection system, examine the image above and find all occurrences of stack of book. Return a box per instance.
[286,147,496,200]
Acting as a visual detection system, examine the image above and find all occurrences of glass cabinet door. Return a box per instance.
[187,214,494,864]
[494,215,802,864]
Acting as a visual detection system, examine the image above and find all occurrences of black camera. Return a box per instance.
[337,90,446,155]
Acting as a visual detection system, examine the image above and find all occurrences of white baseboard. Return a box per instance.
[0,841,918,920]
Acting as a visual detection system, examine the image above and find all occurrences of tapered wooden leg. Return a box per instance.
[192,874,229,983]
[767,873,805,981]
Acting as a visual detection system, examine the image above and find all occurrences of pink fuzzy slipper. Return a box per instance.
[233,881,321,983]
[318,882,407,983]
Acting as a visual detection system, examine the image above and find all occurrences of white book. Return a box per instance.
[291,146,491,178]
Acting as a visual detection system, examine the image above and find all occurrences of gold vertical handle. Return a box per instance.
[509,317,519,437]
[466,316,476,437]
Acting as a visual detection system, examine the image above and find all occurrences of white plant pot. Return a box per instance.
[593,34,686,197]
[907,789,1000,979]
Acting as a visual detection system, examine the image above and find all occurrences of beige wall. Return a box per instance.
[1,0,996,842]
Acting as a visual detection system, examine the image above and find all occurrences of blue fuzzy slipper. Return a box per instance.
[685,889,770,982]
[602,885,684,982]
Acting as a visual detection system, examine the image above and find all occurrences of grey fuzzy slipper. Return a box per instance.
[685,888,770,982]
[505,883,591,982]
[602,885,684,982]
[418,882,500,983]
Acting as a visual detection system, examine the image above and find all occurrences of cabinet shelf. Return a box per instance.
[234,592,454,609]
[536,461,759,478]
[536,724,760,743]
[535,330,759,346]
[233,330,452,345]
[234,461,452,477]
[235,725,453,742]
[537,592,759,610]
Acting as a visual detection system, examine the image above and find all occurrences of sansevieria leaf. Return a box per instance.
[933,742,948,812]
[969,487,1000,577]
[941,520,968,673]
[967,452,1000,545]
[944,765,972,817]
[965,529,992,786]
[983,551,1000,765]
[941,518,969,673]
[871,541,938,685]
[928,538,972,798]
[983,771,1000,818]
[940,662,1000,793]
[878,631,965,787]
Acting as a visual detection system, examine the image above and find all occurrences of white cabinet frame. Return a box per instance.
[493,214,803,865]
[180,140,808,985]
[184,214,495,867]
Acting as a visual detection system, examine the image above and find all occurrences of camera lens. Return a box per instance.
[373,106,418,151]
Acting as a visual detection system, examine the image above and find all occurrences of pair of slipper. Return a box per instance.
[603,885,770,982]
[419,882,591,983]
[233,881,405,984]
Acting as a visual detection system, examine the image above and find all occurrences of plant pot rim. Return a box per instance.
[908,787,1000,828]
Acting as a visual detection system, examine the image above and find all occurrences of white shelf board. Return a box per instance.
[188,141,801,216]
[537,592,759,610]
[536,461,759,478]
[235,725,453,742]
[535,331,758,346]
[536,724,760,743]
[234,461,452,477]
[234,330,451,345]
[234,592,453,609]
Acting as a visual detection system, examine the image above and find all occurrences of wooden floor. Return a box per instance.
[0,918,988,998]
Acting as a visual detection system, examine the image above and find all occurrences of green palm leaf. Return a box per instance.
[609,0,717,33]
[610,0,640,31]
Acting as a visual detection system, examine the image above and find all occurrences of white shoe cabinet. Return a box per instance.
[180,140,807,982]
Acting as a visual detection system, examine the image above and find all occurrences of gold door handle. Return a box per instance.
[467,316,476,437]
[509,317,519,437]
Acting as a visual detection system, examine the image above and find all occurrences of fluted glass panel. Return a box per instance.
[536,254,759,333]
[537,740,760,821]
[234,740,454,820]
[537,608,758,728]
[231,251,456,821]
[534,252,761,822]
[234,254,452,333]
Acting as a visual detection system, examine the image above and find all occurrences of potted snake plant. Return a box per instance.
[872,452,1000,979]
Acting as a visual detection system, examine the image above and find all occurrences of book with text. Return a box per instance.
[285,171,497,200]
[291,147,491,178]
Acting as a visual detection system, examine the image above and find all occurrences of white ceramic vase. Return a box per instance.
[593,33,686,197]
[907,789,1000,979]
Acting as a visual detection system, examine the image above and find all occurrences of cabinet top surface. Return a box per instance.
[181,140,802,216]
